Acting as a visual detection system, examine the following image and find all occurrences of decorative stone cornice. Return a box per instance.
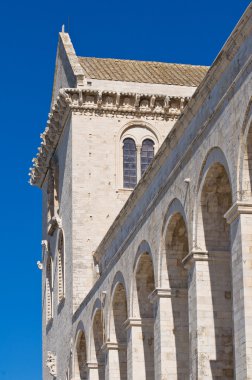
[224,201,252,224]
[29,88,190,187]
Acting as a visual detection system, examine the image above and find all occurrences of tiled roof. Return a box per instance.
[78,57,209,87]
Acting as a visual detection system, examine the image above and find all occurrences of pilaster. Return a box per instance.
[225,201,252,379]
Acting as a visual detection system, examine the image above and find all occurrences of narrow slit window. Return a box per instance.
[141,139,154,176]
[123,138,137,188]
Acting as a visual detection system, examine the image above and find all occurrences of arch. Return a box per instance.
[57,229,65,303]
[90,302,105,380]
[141,138,155,176]
[109,279,128,380]
[123,138,137,188]
[118,120,160,143]
[73,325,88,380]
[117,121,160,189]
[195,147,233,250]
[196,155,234,377]
[238,98,252,200]
[162,210,190,378]
[132,249,155,380]
[46,255,53,322]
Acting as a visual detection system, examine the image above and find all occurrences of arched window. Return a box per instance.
[141,139,154,176]
[123,138,137,188]
[46,256,53,322]
[58,230,65,303]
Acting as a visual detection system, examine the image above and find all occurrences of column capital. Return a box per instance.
[101,341,126,352]
[86,362,99,369]
[123,317,154,330]
[224,201,252,224]
[149,287,187,303]
[182,249,209,269]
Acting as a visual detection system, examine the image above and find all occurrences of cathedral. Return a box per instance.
[30,3,252,379]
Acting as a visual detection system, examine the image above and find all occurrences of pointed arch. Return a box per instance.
[73,324,88,380]
[109,275,128,380]
[132,243,155,380]
[90,301,105,380]
[195,150,234,377]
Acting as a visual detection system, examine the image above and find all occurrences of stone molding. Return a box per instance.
[224,201,252,224]
[86,362,99,369]
[182,249,230,268]
[149,287,187,303]
[123,317,154,329]
[29,88,190,187]
[182,249,209,269]
[101,342,127,352]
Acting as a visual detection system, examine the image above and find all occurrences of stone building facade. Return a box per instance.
[30,3,252,379]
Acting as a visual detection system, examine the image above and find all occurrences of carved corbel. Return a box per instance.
[164,96,170,111]
[97,91,103,107]
[150,95,156,110]
[37,261,43,270]
[180,97,185,111]
[135,94,140,108]
[115,93,120,107]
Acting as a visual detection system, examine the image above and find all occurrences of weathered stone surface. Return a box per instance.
[31,3,252,380]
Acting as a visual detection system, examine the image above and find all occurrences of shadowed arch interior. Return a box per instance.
[200,162,233,378]
[134,252,155,380]
[243,123,252,199]
[74,330,87,380]
[92,309,105,380]
[110,283,128,380]
[165,212,189,378]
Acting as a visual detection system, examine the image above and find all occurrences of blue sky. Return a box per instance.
[0,0,249,379]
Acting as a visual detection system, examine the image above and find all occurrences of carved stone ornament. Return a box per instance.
[48,213,62,236]
[37,260,43,270]
[46,351,57,377]
[29,88,190,188]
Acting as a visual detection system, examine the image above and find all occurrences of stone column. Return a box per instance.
[183,250,214,379]
[183,249,233,379]
[102,342,127,380]
[150,288,188,380]
[86,362,99,380]
[124,317,154,380]
[225,201,252,379]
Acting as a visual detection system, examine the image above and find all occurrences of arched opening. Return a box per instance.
[123,138,137,188]
[165,212,189,378]
[200,162,233,378]
[141,139,154,176]
[46,256,53,322]
[91,309,105,380]
[134,252,155,380]
[58,230,64,303]
[111,283,128,380]
[242,123,252,199]
[74,330,87,380]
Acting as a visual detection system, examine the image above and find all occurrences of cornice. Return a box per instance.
[29,88,190,187]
